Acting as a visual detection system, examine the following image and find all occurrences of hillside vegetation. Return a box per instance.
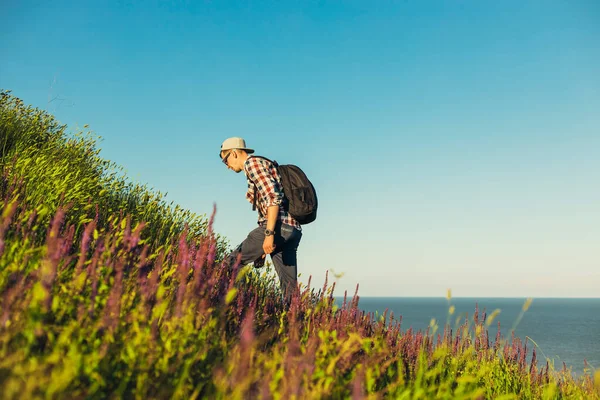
[1,89,598,399]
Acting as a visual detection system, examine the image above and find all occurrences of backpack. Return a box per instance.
[251,156,318,225]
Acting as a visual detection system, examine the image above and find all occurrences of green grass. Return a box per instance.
[1,89,599,399]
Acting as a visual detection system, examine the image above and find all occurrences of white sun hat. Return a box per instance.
[219,137,255,158]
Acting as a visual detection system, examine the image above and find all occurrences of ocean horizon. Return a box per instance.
[334,296,600,377]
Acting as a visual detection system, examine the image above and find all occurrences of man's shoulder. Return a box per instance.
[244,155,265,177]
[245,155,274,169]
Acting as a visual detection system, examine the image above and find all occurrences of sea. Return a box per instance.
[337,297,600,377]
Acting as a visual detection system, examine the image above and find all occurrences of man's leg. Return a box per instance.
[226,226,266,269]
[270,224,302,300]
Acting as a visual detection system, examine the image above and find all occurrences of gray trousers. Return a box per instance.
[227,222,302,298]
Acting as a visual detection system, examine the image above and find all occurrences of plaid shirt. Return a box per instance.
[243,156,301,230]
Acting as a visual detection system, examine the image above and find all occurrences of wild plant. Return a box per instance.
[1,90,599,399]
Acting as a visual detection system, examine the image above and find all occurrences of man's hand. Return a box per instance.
[263,235,276,255]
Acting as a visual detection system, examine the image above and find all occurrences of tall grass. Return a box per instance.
[0,89,228,253]
[1,90,599,399]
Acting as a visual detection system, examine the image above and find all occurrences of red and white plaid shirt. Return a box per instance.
[243,156,301,230]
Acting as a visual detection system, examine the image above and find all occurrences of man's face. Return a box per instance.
[221,150,242,172]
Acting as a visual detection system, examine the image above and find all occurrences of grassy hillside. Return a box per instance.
[1,89,598,399]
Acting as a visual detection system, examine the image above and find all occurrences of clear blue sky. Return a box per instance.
[2,0,599,297]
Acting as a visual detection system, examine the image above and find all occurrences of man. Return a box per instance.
[220,137,302,300]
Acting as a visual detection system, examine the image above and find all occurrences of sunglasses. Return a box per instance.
[222,151,232,165]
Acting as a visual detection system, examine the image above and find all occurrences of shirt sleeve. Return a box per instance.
[245,158,284,207]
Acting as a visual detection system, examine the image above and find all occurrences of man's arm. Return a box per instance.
[266,205,279,232]
[245,158,284,255]
[262,205,279,255]
[247,158,284,218]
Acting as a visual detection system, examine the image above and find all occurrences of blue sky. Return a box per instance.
[2,0,599,297]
